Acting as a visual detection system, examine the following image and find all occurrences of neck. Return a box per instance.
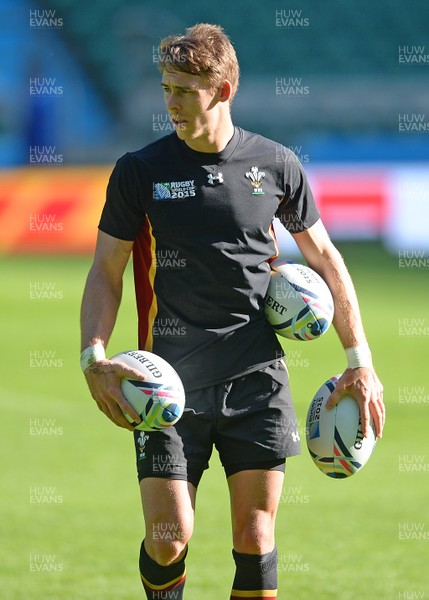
[185,116,235,153]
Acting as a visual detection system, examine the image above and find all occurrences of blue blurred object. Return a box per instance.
[0,0,112,165]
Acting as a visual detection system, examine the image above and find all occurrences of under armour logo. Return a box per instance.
[207,172,224,185]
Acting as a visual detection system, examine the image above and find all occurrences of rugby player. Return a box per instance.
[80,23,385,599]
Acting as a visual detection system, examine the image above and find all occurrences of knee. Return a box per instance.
[146,538,188,566]
[233,511,275,555]
[145,518,193,566]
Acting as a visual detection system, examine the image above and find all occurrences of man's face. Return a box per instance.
[161,69,219,143]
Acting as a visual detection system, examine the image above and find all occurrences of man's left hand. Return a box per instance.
[326,367,385,439]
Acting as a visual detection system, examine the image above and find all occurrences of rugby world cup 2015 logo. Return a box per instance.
[153,182,172,200]
[245,166,265,195]
[153,179,196,201]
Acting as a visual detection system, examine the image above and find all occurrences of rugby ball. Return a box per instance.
[264,261,334,340]
[306,375,376,478]
[111,350,185,432]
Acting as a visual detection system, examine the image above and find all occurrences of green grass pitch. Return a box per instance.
[1,243,428,599]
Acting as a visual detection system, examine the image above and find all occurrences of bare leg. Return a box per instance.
[140,477,196,565]
[228,469,284,599]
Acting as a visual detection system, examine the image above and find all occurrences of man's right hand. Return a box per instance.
[83,360,146,430]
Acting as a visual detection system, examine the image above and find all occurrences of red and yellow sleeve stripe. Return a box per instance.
[132,215,158,351]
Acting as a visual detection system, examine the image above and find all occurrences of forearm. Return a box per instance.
[292,221,368,351]
[307,246,367,351]
[80,265,123,352]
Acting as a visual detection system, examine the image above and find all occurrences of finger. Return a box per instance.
[326,387,345,410]
[373,377,385,433]
[84,360,146,380]
[105,411,135,431]
[325,371,357,410]
[100,381,142,424]
[90,390,135,430]
[360,399,371,438]
[379,392,386,430]
[113,392,142,424]
[85,365,142,423]
[94,385,137,430]
[87,382,140,428]
[103,401,136,431]
[369,394,385,439]
[112,362,147,381]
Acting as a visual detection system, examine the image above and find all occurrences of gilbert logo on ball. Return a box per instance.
[306,375,377,478]
[264,261,334,340]
[110,350,185,432]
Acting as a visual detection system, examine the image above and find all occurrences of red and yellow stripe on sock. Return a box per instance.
[230,589,277,599]
[140,569,186,596]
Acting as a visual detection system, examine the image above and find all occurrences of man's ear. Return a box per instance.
[219,80,232,103]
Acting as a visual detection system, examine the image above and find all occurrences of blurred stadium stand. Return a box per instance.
[2,0,429,163]
[1,0,428,253]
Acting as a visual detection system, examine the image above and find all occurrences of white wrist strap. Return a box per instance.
[345,344,373,369]
[80,341,106,372]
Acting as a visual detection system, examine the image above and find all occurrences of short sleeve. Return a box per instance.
[98,154,148,241]
[275,149,320,233]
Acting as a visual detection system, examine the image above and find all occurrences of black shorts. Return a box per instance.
[133,359,301,488]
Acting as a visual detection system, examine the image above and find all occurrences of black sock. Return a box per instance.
[139,540,187,599]
[230,547,278,599]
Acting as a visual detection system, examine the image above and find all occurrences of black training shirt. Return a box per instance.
[99,127,320,391]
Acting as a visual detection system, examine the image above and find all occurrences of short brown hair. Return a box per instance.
[158,23,240,103]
